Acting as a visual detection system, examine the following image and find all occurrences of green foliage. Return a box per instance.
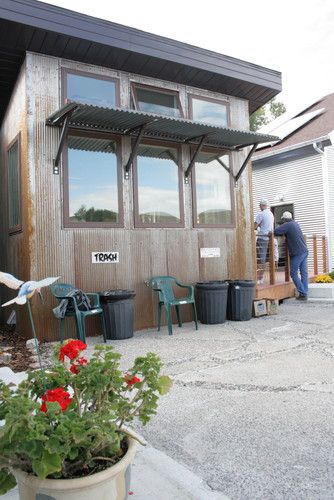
[71,204,117,222]
[0,344,172,489]
[250,97,286,131]
[329,270,334,280]
[250,107,268,132]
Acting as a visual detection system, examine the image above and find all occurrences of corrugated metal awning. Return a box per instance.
[46,102,279,181]
[47,102,278,150]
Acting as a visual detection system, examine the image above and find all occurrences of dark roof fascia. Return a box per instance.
[253,138,331,168]
[0,0,282,93]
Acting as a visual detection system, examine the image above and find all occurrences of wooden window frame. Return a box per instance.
[191,148,235,229]
[131,82,184,118]
[133,140,185,228]
[62,68,120,107]
[7,133,22,235]
[63,130,124,229]
[188,94,230,126]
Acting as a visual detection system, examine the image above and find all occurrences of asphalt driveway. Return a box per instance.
[104,299,334,499]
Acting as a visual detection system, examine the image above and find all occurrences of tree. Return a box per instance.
[250,98,286,131]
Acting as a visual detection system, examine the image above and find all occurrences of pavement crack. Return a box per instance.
[174,380,331,393]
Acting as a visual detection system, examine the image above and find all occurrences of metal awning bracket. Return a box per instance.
[51,104,78,173]
[216,157,230,174]
[234,143,258,184]
[124,123,147,179]
[184,135,207,183]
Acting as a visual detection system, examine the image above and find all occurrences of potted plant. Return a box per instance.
[0,340,172,499]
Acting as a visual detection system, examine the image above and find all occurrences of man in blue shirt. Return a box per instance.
[274,211,308,300]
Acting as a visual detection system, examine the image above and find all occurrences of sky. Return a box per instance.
[44,0,334,115]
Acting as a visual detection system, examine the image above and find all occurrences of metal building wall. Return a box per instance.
[20,52,255,341]
[0,61,32,331]
[252,152,326,271]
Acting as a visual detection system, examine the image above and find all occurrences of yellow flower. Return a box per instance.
[315,274,333,283]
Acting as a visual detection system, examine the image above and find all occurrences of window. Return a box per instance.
[192,151,233,227]
[64,70,118,108]
[132,84,182,117]
[7,135,21,233]
[189,96,229,127]
[134,143,183,227]
[64,134,122,227]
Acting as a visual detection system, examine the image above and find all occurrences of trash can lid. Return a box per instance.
[196,281,229,290]
[231,280,255,287]
[99,289,136,300]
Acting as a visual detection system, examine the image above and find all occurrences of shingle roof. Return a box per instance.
[255,93,334,156]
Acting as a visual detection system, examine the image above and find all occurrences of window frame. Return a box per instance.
[188,94,230,126]
[63,130,124,229]
[7,133,22,235]
[131,82,184,118]
[133,139,185,228]
[191,148,235,229]
[62,68,120,107]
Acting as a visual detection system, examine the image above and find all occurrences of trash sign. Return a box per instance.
[92,252,119,264]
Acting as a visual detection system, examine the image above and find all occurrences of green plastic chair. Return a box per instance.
[148,276,198,335]
[50,283,106,343]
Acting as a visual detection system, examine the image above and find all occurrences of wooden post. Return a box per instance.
[284,238,290,282]
[312,234,318,276]
[268,232,275,285]
[322,235,327,273]
[254,231,258,284]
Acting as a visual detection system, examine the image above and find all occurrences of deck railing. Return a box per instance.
[255,233,328,286]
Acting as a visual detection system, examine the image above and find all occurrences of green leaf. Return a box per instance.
[32,450,62,479]
[0,469,16,495]
[157,375,173,395]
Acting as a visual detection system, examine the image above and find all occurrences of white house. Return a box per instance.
[252,93,334,271]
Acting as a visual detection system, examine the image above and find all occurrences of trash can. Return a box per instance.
[195,281,229,324]
[99,290,136,340]
[227,280,255,321]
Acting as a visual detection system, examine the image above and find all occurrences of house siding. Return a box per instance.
[14,52,255,341]
[325,144,334,269]
[253,151,326,272]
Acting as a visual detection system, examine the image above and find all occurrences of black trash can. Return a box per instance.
[195,281,229,324]
[227,280,255,321]
[99,290,136,340]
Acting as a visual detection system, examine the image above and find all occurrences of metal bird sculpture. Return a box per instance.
[0,272,60,374]
[0,272,60,307]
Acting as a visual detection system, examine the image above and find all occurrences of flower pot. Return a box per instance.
[13,438,136,500]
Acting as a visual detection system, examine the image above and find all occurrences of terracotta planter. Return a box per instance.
[13,438,136,500]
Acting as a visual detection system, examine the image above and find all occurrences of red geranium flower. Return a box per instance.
[70,357,88,374]
[40,387,72,412]
[59,340,87,362]
[124,375,141,387]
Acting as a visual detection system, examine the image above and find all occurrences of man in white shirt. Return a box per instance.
[254,198,274,283]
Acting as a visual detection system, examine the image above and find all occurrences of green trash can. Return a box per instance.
[227,280,255,321]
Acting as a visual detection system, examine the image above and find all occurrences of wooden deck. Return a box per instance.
[253,231,326,302]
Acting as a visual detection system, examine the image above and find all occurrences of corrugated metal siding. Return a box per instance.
[21,52,255,341]
[0,61,31,330]
[325,145,334,269]
[253,152,326,272]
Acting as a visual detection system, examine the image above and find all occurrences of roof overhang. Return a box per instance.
[46,102,279,182]
[0,0,282,125]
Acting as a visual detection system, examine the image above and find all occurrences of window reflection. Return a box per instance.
[67,74,116,108]
[67,136,119,223]
[134,87,182,117]
[195,152,232,225]
[192,98,228,127]
[136,145,181,225]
